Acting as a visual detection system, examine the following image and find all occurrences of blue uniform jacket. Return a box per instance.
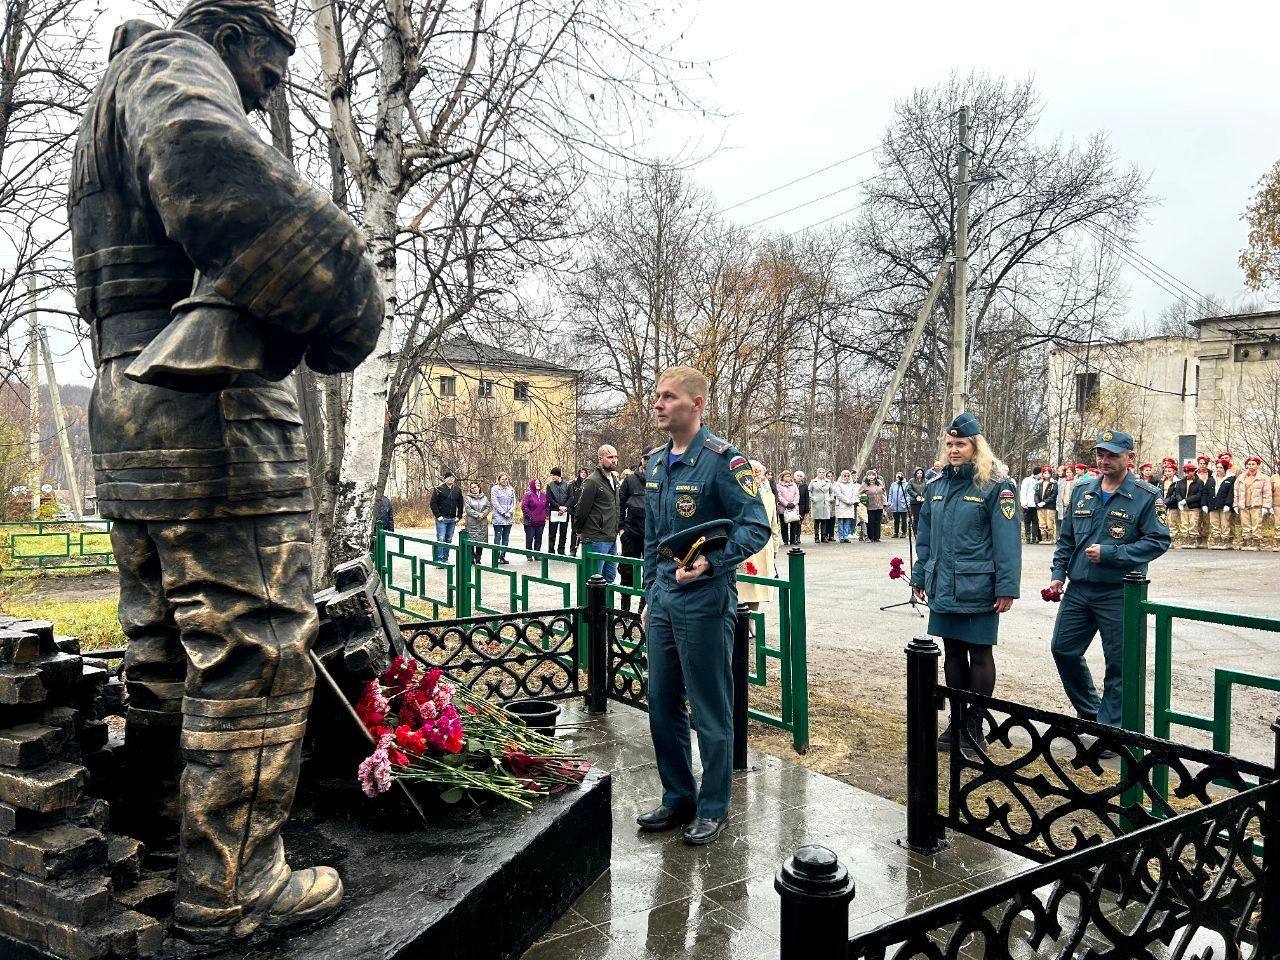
[642,427,771,605]
[1051,473,1171,584]
[911,464,1022,613]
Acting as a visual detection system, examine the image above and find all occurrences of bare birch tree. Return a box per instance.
[292,0,700,569]
[0,0,96,378]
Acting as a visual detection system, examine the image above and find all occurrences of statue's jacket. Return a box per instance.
[68,23,382,521]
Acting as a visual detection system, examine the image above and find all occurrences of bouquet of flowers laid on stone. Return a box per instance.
[354,656,589,808]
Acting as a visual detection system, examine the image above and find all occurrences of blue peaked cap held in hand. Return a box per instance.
[946,412,981,438]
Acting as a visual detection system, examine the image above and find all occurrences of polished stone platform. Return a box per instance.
[528,703,1030,960]
[169,764,612,960]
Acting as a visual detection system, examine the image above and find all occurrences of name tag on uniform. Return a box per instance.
[1108,509,1131,520]
[1074,509,1091,517]
[932,495,944,501]
[645,481,660,490]
[963,495,984,503]
[673,483,701,493]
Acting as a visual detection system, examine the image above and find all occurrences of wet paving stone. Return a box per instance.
[523,923,641,960]
[595,895,778,960]
[523,702,1045,960]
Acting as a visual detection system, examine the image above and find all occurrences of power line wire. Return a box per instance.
[743,175,879,228]
[718,145,878,214]
[1082,223,1210,307]
[1078,223,1196,304]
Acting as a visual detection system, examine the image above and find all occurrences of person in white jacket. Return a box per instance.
[1018,471,1040,544]
[833,470,860,542]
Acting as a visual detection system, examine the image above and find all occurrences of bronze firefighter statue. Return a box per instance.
[68,0,383,943]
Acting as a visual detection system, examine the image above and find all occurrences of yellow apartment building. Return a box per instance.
[388,339,581,498]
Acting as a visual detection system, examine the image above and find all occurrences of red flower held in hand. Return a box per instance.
[888,557,905,580]
[1040,587,1063,603]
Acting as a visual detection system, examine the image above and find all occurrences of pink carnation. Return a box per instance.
[357,733,394,797]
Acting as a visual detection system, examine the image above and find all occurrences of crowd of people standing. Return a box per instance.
[755,466,931,546]
[1016,453,1280,552]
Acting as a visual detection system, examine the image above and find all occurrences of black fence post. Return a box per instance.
[1261,716,1280,954]
[584,574,608,714]
[774,845,855,959]
[904,634,945,854]
[733,603,750,771]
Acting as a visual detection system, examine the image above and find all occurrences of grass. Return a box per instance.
[0,579,125,650]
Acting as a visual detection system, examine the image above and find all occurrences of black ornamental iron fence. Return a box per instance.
[397,575,753,768]
[773,634,1280,959]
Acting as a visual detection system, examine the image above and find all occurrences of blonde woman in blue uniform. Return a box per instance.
[911,413,1022,750]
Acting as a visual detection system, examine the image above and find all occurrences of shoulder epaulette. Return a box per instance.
[643,445,663,460]
[925,474,944,485]
[1134,478,1160,495]
[702,434,731,455]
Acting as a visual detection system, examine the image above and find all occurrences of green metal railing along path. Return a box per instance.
[1121,572,1280,813]
[0,520,116,572]
[375,525,810,753]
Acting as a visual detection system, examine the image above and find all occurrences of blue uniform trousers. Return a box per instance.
[1051,582,1125,726]
[645,584,735,819]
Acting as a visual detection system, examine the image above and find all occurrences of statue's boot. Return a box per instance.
[171,690,343,943]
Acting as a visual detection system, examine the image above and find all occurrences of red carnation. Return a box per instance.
[744,561,758,575]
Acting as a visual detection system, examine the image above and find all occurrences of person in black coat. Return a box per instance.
[568,467,589,553]
[1181,463,1208,548]
[545,467,573,554]
[1208,460,1236,549]
[617,458,647,610]
[795,471,811,534]
[429,471,464,562]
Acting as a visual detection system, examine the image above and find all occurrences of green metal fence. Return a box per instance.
[0,520,115,572]
[374,525,810,753]
[1121,572,1280,812]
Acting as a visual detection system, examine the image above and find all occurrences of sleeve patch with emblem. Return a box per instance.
[735,468,758,498]
[728,455,747,471]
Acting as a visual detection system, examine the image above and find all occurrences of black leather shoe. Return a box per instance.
[682,816,727,845]
[636,805,696,832]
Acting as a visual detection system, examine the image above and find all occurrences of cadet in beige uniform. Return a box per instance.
[1234,456,1273,551]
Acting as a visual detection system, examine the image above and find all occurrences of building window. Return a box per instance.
[477,379,494,398]
[514,421,529,441]
[439,375,457,397]
[1074,371,1100,413]
[440,417,457,436]
[513,381,530,401]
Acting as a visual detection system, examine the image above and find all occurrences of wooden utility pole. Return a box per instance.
[39,330,83,519]
[947,105,971,422]
[851,264,948,478]
[26,275,41,519]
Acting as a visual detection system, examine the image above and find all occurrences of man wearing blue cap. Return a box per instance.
[637,366,771,845]
[1048,429,1170,731]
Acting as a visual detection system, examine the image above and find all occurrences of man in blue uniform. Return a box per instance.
[638,366,771,845]
[1049,429,1170,729]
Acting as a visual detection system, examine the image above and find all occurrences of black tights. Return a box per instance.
[942,639,995,697]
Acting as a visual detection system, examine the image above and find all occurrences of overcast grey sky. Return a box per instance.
[645,0,1280,325]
